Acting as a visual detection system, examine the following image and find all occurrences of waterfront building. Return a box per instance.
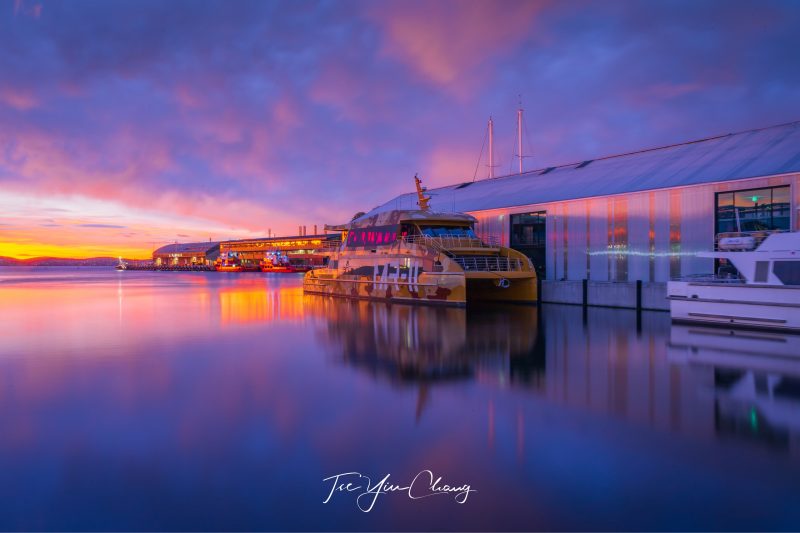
[153,242,221,267]
[368,121,800,283]
[219,234,340,268]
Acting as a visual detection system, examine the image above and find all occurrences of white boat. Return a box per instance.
[667,232,800,331]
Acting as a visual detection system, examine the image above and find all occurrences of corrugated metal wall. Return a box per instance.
[471,174,798,282]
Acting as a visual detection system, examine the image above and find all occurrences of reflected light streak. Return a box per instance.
[587,249,700,257]
[218,282,306,325]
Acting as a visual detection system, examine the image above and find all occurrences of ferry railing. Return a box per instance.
[452,256,524,272]
[400,234,500,250]
[675,273,745,284]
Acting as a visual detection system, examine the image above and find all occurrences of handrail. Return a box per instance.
[400,234,500,250]
[452,255,524,272]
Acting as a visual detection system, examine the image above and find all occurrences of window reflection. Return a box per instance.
[715,185,791,234]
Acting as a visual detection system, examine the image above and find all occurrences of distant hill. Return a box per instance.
[0,256,129,267]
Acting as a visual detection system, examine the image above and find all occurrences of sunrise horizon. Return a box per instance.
[3,0,800,263]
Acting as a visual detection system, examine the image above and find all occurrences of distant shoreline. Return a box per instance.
[0,257,137,267]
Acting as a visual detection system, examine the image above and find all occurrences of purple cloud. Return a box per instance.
[0,0,798,242]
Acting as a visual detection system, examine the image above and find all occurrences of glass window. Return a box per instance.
[715,185,791,237]
[510,211,547,278]
[773,261,800,286]
[511,212,547,247]
[716,192,735,233]
[773,186,791,230]
[419,226,475,237]
[754,261,769,283]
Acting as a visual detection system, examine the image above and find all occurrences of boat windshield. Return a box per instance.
[419,226,476,238]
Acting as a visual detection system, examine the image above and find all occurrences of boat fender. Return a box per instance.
[495,278,510,289]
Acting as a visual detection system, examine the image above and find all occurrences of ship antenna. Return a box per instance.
[414,173,432,210]
[516,95,524,174]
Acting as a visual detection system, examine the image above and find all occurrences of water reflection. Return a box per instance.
[313,297,800,457]
[0,269,798,530]
[219,279,305,324]
[668,325,800,455]
[310,299,544,420]
[314,300,542,379]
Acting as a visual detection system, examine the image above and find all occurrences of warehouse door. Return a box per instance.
[510,211,547,278]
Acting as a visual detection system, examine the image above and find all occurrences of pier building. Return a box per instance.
[219,234,341,268]
[367,121,800,290]
[153,242,220,267]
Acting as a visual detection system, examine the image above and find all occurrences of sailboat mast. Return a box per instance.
[517,106,523,174]
[488,116,495,179]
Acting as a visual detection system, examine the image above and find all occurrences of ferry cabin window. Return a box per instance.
[419,226,476,237]
[715,185,790,236]
[773,261,800,285]
[399,224,420,237]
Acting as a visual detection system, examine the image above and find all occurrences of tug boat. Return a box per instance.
[668,231,800,331]
[215,254,244,272]
[303,176,537,306]
[260,255,313,273]
[215,253,262,272]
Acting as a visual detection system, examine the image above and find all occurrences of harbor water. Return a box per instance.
[0,267,798,531]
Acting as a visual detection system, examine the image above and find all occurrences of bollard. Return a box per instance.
[636,279,643,334]
[582,278,588,308]
[636,279,643,312]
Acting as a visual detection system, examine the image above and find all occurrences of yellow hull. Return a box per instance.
[465,272,538,303]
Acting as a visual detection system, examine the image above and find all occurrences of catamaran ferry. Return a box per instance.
[303,177,537,306]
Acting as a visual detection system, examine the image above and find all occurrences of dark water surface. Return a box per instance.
[0,267,798,531]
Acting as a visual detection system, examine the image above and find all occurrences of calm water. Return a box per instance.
[0,267,798,531]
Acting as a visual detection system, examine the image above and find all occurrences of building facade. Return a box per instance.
[366,122,800,282]
[153,242,221,266]
[473,174,796,282]
[219,235,340,267]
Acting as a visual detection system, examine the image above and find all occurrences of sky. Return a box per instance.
[1,0,799,258]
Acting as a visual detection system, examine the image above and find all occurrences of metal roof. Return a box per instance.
[366,121,800,216]
[153,242,220,255]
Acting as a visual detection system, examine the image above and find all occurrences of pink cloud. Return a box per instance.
[424,144,482,187]
[0,125,290,234]
[0,87,39,111]
[13,0,41,18]
[365,0,548,95]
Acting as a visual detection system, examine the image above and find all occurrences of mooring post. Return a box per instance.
[636,279,643,334]
[636,279,642,312]
[582,278,588,308]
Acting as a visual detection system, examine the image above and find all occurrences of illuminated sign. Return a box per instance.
[345,225,399,248]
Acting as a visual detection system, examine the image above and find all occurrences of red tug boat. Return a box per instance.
[215,253,260,272]
[260,253,312,273]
